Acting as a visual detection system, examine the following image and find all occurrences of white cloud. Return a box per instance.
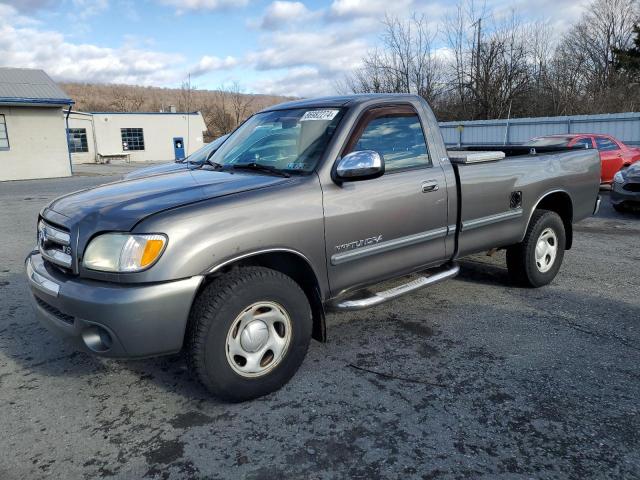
[158,0,249,13]
[258,1,315,30]
[190,55,238,77]
[0,3,41,24]
[251,67,334,97]
[0,3,241,88]
[0,0,109,16]
[244,24,373,97]
[71,0,109,18]
[0,0,599,100]
[242,0,377,97]
[249,30,367,72]
[327,0,414,21]
[0,7,187,86]
[0,0,56,11]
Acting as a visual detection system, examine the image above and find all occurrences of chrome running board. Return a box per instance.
[330,263,460,311]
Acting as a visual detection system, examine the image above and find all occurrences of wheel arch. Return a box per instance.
[529,190,574,250]
[204,249,327,342]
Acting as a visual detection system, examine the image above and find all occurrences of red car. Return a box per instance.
[526,134,640,184]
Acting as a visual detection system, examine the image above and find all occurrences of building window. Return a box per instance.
[0,115,9,150]
[121,128,145,151]
[68,128,88,153]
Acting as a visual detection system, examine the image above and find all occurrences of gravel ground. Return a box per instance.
[0,167,639,479]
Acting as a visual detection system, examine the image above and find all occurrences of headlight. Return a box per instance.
[83,233,167,272]
[613,171,625,184]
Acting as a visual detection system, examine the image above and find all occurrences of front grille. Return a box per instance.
[38,219,73,273]
[34,296,75,325]
[623,182,640,192]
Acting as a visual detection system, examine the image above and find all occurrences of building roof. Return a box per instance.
[0,67,73,107]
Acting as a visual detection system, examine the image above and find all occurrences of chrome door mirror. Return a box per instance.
[335,150,385,182]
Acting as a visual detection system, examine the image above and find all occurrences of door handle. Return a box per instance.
[421,180,439,193]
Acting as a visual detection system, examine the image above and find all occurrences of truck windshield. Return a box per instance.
[183,143,215,164]
[179,134,229,164]
[208,108,345,174]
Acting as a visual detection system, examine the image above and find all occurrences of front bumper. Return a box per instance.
[611,182,640,206]
[26,252,203,358]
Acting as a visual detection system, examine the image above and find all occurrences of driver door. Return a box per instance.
[321,105,449,296]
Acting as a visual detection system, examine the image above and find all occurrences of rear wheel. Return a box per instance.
[506,210,566,288]
[186,267,312,402]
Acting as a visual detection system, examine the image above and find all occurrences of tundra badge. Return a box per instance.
[335,235,383,252]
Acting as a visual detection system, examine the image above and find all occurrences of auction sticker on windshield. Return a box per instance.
[301,110,340,121]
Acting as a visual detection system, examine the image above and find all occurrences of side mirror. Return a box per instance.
[335,150,385,182]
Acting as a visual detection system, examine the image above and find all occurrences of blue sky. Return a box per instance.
[0,0,590,97]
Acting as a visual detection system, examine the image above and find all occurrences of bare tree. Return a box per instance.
[443,0,481,118]
[60,81,288,142]
[206,87,235,137]
[544,0,639,114]
[109,86,145,112]
[344,0,639,121]
[178,76,195,112]
[229,82,254,127]
[573,0,637,89]
[341,14,445,104]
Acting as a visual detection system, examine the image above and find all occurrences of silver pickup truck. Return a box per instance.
[26,94,601,401]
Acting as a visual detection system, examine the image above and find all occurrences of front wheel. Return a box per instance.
[186,267,312,402]
[506,210,566,288]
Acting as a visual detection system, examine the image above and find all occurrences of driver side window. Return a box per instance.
[595,137,619,151]
[347,109,431,172]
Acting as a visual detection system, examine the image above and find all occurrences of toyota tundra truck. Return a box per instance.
[26,94,601,401]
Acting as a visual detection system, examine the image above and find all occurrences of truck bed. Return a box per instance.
[448,146,601,258]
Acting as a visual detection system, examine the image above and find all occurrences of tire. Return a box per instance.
[506,210,566,288]
[186,266,312,402]
[613,203,627,213]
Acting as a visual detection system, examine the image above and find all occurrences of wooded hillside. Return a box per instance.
[60,82,292,141]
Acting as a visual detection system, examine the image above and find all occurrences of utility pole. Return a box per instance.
[476,17,481,93]
[470,17,482,118]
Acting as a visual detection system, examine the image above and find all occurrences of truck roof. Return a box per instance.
[261,93,423,112]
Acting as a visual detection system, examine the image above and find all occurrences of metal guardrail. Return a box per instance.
[439,112,640,146]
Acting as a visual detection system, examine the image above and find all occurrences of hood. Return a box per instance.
[625,161,640,179]
[45,169,290,232]
[123,161,189,180]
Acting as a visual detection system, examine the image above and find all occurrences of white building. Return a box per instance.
[0,68,73,182]
[0,67,208,181]
[67,110,206,164]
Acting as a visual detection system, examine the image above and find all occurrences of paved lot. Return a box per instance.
[1,167,639,479]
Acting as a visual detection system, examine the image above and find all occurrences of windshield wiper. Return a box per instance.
[231,162,291,178]
[205,158,225,170]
